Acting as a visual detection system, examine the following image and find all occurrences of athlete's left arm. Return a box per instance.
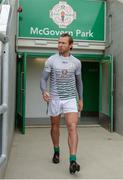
[75,74,83,111]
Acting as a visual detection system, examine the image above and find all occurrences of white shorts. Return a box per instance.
[48,98,78,116]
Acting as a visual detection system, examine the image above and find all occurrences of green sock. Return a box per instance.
[54,147,60,153]
[69,154,76,162]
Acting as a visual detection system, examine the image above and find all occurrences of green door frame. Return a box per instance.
[16,53,27,134]
[16,53,113,133]
[99,56,113,132]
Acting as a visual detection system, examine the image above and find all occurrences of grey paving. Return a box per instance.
[4,127,123,179]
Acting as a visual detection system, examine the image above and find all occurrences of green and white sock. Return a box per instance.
[54,147,60,153]
[69,154,76,162]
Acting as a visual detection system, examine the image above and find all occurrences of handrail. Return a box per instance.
[0,33,8,43]
[0,3,10,168]
[0,154,6,166]
[0,41,8,165]
[0,104,7,114]
[0,40,7,166]
[0,41,9,167]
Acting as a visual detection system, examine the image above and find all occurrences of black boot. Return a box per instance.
[69,161,80,174]
[52,152,60,164]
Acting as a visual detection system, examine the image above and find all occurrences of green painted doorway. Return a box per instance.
[16,54,113,133]
[82,62,99,114]
[80,61,99,125]
[16,54,27,134]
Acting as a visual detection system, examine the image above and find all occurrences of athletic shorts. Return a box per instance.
[48,98,78,116]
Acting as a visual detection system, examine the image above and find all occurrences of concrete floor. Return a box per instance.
[5,126,123,179]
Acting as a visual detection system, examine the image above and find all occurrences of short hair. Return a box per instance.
[60,33,73,50]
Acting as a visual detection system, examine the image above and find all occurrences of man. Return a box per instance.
[40,33,83,174]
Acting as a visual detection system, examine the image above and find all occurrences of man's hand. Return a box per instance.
[78,100,83,112]
[42,91,52,102]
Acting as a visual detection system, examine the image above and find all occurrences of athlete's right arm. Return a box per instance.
[40,71,49,93]
[40,71,51,102]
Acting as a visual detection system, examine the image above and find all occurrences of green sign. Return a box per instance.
[18,0,106,41]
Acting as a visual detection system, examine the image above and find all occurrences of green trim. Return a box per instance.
[17,52,53,58]
[16,59,21,128]
[99,63,102,112]
[17,52,111,61]
[22,53,27,134]
[109,56,113,132]
[108,63,111,130]
[17,60,21,114]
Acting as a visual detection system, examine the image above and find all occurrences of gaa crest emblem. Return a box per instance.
[49,1,76,28]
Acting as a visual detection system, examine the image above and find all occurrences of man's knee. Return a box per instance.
[51,122,59,129]
[67,123,77,133]
[51,116,60,133]
[51,124,60,136]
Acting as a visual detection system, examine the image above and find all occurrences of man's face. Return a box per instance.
[58,36,72,55]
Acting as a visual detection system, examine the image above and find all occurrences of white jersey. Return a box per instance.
[44,53,81,100]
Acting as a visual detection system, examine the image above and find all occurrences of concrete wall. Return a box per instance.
[0,0,17,178]
[106,0,123,135]
[7,0,17,157]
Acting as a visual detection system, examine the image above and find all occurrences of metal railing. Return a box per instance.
[0,1,10,167]
[0,37,9,166]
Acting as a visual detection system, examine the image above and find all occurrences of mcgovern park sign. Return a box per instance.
[18,0,106,42]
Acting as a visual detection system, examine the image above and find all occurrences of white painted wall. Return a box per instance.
[26,58,49,118]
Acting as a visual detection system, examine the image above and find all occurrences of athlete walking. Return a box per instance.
[40,33,83,174]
